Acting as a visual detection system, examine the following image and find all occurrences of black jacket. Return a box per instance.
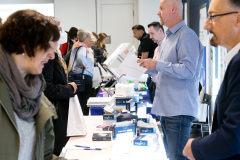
[92,45,107,64]
[192,50,240,160]
[42,52,75,155]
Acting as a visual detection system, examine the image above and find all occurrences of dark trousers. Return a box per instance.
[52,100,69,156]
[77,75,92,115]
[148,81,156,103]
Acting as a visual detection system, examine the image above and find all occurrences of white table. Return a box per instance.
[63,116,167,160]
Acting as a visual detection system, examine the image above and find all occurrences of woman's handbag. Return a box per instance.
[68,47,87,93]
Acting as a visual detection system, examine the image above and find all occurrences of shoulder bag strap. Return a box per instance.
[70,46,81,71]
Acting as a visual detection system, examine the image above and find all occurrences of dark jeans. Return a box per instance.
[160,115,195,160]
[77,75,92,115]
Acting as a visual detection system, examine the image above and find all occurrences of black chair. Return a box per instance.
[192,93,212,137]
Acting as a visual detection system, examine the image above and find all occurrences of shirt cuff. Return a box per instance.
[156,60,165,72]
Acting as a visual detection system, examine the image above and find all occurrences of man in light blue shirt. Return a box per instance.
[138,0,203,159]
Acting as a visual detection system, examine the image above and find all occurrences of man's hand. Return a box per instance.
[68,82,77,93]
[135,51,138,56]
[137,59,157,70]
[183,138,195,160]
[124,49,129,54]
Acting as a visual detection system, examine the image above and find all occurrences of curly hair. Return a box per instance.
[0,9,60,57]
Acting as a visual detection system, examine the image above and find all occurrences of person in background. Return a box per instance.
[147,21,165,103]
[88,33,97,59]
[92,33,108,64]
[132,24,158,96]
[42,16,77,156]
[63,27,78,66]
[183,0,240,159]
[62,27,78,57]
[92,32,98,43]
[132,24,157,59]
[137,0,203,159]
[0,9,66,159]
[68,30,94,115]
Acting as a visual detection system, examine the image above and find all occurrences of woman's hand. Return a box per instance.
[68,82,77,93]
[79,66,86,69]
[124,49,129,54]
[103,52,108,57]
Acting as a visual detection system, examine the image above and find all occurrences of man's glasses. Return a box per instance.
[207,11,238,23]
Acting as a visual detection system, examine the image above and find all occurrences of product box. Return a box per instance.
[103,114,116,121]
[92,133,111,141]
[115,97,132,110]
[137,118,149,123]
[112,121,136,139]
[139,127,156,134]
[116,112,138,122]
[133,134,157,146]
[103,113,116,126]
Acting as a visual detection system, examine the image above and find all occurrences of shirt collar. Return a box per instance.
[140,32,146,41]
[158,39,163,46]
[224,42,240,64]
[166,20,186,38]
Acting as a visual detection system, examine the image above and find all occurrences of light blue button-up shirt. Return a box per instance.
[147,21,204,117]
[71,47,94,78]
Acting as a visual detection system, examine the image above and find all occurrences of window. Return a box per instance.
[0,3,54,23]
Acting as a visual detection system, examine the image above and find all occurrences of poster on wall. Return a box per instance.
[199,3,207,46]
[199,3,208,92]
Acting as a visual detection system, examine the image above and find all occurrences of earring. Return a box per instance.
[22,53,25,56]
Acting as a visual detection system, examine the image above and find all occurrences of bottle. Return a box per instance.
[134,80,138,91]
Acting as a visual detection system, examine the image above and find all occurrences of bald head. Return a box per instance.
[158,0,183,28]
[228,0,240,10]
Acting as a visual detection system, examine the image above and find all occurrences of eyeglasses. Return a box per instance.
[207,11,238,23]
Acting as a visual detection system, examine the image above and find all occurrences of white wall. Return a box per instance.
[54,0,160,34]
[0,0,53,4]
[54,0,96,32]
[138,0,160,32]
[0,0,161,40]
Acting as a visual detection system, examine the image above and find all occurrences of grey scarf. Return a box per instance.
[0,45,45,120]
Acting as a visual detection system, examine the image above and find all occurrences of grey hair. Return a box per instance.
[48,16,60,26]
[77,29,91,42]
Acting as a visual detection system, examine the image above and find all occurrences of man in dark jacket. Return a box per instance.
[183,0,240,159]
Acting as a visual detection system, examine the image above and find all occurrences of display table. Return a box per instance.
[63,116,167,160]
[89,89,153,116]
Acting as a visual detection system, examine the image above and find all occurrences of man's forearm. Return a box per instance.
[141,52,149,59]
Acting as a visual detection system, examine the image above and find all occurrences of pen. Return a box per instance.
[74,145,90,148]
[84,148,102,151]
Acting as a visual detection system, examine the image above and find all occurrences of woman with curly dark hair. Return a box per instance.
[0,10,66,160]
